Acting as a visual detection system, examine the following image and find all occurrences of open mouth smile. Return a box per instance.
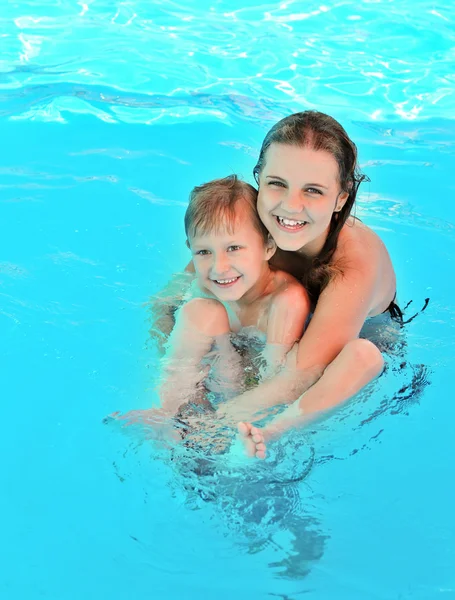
[274,215,308,231]
[211,276,241,288]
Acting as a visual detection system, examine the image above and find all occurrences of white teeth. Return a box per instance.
[277,216,307,227]
[215,277,238,284]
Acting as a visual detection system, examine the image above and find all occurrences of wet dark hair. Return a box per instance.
[253,110,369,306]
[185,174,269,243]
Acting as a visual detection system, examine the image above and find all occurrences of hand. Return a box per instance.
[237,422,267,459]
[104,408,181,442]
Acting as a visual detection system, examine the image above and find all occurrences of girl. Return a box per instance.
[151,111,399,458]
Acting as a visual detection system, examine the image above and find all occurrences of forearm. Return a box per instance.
[217,365,322,424]
[158,327,214,414]
[158,361,202,414]
[258,343,291,381]
[262,339,385,442]
[260,383,351,443]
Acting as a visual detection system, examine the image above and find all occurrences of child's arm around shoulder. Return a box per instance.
[260,275,311,379]
[267,275,311,346]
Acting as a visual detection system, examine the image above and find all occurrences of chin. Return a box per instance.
[218,293,243,303]
[212,288,243,302]
[273,235,307,253]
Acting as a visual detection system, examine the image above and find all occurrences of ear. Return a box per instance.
[335,191,349,212]
[185,239,190,249]
[264,235,277,260]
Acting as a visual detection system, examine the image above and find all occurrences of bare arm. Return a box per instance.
[259,283,310,380]
[158,297,229,415]
[261,339,384,441]
[218,248,380,424]
[237,337,384,459]
[117,293,223,436]
[148,261,195,354]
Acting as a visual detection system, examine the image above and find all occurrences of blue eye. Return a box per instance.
[268,180,286,188]
[227,245,241,252]
[195,249,210,256]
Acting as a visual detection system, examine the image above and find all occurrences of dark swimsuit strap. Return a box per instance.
[384,294,430,325]
[383,291,404,323]
[385,299,404,322]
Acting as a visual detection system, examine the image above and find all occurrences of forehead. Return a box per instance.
[189,202,261,244]
[264,143,339,184]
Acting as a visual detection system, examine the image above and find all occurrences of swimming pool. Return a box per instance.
[1,1,455,598]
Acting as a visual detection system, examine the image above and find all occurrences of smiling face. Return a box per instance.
[257,143,349,256]
[188,200,275,302]
[188,200,274,302]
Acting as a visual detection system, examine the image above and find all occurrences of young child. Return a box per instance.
[118,175,310,450]
[157,174,310,415]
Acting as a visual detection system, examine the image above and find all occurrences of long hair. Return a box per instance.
[254,111,369,305]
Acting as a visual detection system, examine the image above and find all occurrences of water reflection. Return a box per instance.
[105,291,432,583]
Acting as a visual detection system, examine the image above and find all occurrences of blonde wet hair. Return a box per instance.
[185,174,269,243]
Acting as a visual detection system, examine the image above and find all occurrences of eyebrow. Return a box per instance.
[191,239,241,247]
[266,175,328,190]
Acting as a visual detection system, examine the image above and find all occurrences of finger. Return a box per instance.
[256,450,266,460]
[102,411,121,424]
[252,433,264,444]
[255,442,266,452]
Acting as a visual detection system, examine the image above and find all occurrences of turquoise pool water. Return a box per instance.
[1,1,455,598]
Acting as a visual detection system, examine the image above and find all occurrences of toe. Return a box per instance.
[237,422,250,437]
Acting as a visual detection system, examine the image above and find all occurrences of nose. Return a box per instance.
[281,189,305,214]
[211,252,230,276]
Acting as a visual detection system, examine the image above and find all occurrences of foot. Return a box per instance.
[237,422,267,459]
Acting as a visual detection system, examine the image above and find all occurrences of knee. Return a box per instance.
[345,338,384,376]
[178,298,230,336]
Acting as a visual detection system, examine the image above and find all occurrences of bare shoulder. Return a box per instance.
[335,218,395,287]
[336,218,388,266]
[269,268,311,311]
[334,217,396,313]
